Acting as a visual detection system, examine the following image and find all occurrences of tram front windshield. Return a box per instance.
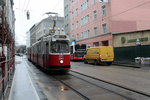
[51,40,69,53]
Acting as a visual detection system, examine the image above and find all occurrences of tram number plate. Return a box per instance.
[59,55,64,60]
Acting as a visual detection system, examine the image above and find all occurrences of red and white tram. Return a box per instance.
[27,34,70,71]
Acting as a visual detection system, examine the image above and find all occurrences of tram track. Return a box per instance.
[53,71,150,100]
[53,74,130,100]
[70,70,150,97]
[53,76,90,100]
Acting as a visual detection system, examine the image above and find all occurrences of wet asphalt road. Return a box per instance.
[8,56,150,100]
[26,59,130,100]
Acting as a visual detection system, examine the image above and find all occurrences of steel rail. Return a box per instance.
[53,76,91,100]
[70,70,150,97]
[69,71,133,100]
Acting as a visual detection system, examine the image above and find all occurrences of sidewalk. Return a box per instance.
[71,62,150,96]
[8,56,39,100]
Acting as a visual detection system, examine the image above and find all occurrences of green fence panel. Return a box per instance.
[114,45,150,63]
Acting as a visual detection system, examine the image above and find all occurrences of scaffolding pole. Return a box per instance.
[0,4,15,99]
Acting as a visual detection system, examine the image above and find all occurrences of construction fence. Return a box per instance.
[0,0,15,99]
[114,45,150,64]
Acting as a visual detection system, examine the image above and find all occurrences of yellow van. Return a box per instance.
[83,46,114,65]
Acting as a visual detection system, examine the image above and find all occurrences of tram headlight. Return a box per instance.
[60,60,64,64]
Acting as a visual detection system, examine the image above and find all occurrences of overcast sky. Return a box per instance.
[14,0,64,45]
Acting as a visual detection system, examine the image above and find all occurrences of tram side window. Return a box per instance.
[34,45,37,54]
[31,47,33,54]
[41,43,44,54]
[37,44,40,54]
[33,46,35,54]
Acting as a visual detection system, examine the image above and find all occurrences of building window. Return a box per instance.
[72,35,74,39]
[102,40,109,46]
[76,8,78,16]
[82,32,84,39]
[76,33,79,40]
[88,30,90,38]
[82,30,90,39]
[102,23,107,34]
[81,14,89,26]
[81,18,83,26]
[93,42,99,46]
[76,21,79,28]
[99,0,108,2]
[81,0,89,12]
[65,24,69,31]
[72,23,74,30]
[94,27,98,36]
[93,0,97,4]
[72,12,74,18]
[93,10,97,20]
[102,5,106,16]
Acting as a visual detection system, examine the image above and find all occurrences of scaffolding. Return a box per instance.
[0,0,15,99]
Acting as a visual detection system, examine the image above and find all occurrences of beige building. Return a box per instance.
[113,30,150,47]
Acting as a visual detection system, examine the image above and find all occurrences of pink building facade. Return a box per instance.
[68,0,150,47]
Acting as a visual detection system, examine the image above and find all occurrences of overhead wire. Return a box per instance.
[22,0,27,11]
[52,0,62,11]
[51,0,64,16]
[24,0,31,11]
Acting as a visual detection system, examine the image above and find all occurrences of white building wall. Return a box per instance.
[29,16,65,45]
[26,31,30,48]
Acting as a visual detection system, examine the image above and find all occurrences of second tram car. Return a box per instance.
[70,44,86,60]
[27,34,70,71]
